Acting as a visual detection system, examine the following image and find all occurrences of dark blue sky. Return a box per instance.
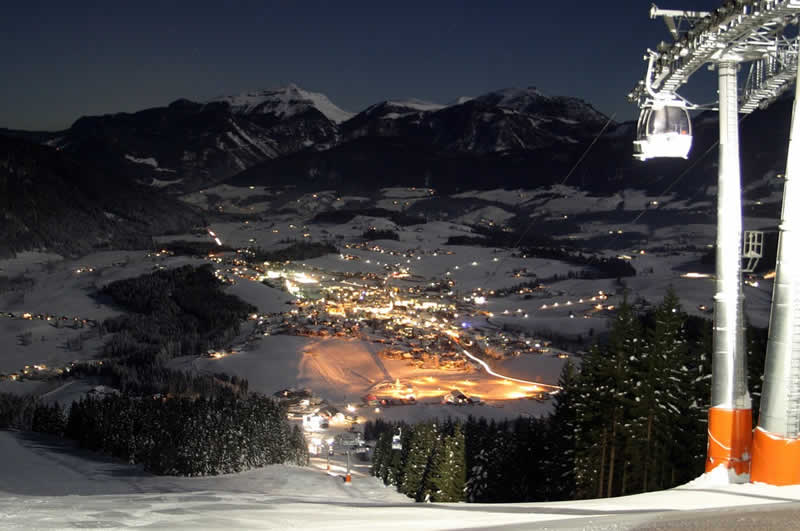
[1,0,724,131]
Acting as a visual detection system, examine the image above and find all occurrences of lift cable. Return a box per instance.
[559,113,617,187]
[484,112,618,282]
[629,112,752,226]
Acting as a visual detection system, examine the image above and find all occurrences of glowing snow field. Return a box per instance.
[2,431,800,530]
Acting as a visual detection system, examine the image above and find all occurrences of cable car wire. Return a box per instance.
[629,112,751,226]
[559,113,617,187]
[484,112,618,282]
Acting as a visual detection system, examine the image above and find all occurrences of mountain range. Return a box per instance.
[0,83,792,257]
[1,84,620,192]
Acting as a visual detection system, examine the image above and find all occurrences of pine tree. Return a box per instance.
[628,289,683,492]
[543,360,578,500]
[384,448,398,485]
[464,422,514,502]
[372,430,391,482]
[429,425,466,502]
[400,422,437,501]
[574,298,640,498]
[290,424,309,465]
[465,447,490,502]
[680,315,713,482]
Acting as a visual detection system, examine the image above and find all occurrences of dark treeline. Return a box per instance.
[102,263,253,343]
[369,416,556,503]
[362,228,400,241]
[91,265,308,475]
[311,207,423,227]
[0,392,308,476]
[513,248,636,279]
[161,240,234,256]
[68,361,249,398]
[251,241,338,262]
[1,264,308,477]
[0,274,34,294]
[493,280,546,298]
[370,289,767,502]
[66,394,307,475]
[0,393,66,436]
[447,229,635,279]
[97,264,255,396]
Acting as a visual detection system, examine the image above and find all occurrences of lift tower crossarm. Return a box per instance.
[650,6,710,19]
[650,3,711,39]
[741,37,800,113]
[630,0,800,106]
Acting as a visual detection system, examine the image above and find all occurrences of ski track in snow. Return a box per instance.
[4,429,800,529]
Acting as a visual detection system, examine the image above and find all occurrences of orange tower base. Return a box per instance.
[706,407,752,475]
[751,427,800,485]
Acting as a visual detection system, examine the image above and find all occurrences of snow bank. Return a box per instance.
[5,426,800,530]
[680,465,750,487]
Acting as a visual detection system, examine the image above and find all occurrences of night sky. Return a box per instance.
[1,0,725,131]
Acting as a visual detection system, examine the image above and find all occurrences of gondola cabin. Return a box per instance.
[633,101,692,161]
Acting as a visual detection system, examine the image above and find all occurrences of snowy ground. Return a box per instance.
[168,335,564,421]
[2,430,800,530]
[0,184,792,527]
[2,184,778,406]
[0,251,206,375]
[225,277,295,313]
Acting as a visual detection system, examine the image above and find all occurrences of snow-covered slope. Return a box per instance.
[335,85,614,157]
[475,86,609,124]
[3,430,800,530]
[58,88,342,189]
[384,99,445,113]
[214,84,354,124]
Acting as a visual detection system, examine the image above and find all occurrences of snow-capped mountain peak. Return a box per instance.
[448,96,474,106]
[476,87,608,124]
[477,87,549,109]
[212,84,354,124]
[361,98,446,117]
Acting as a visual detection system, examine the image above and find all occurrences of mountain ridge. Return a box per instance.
[0,84,790,199]
[0,84,614,192]
[0,135,203,258]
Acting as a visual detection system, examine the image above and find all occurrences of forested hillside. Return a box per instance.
[0,135,202,258]
[370,291,768,502]
[0,265,308,476]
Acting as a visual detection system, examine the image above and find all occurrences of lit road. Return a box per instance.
[209,233,568,401]
[452,337,561,391]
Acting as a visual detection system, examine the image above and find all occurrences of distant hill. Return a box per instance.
[0,135,202,258]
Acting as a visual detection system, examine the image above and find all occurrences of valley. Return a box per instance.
[0,182,779,426]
